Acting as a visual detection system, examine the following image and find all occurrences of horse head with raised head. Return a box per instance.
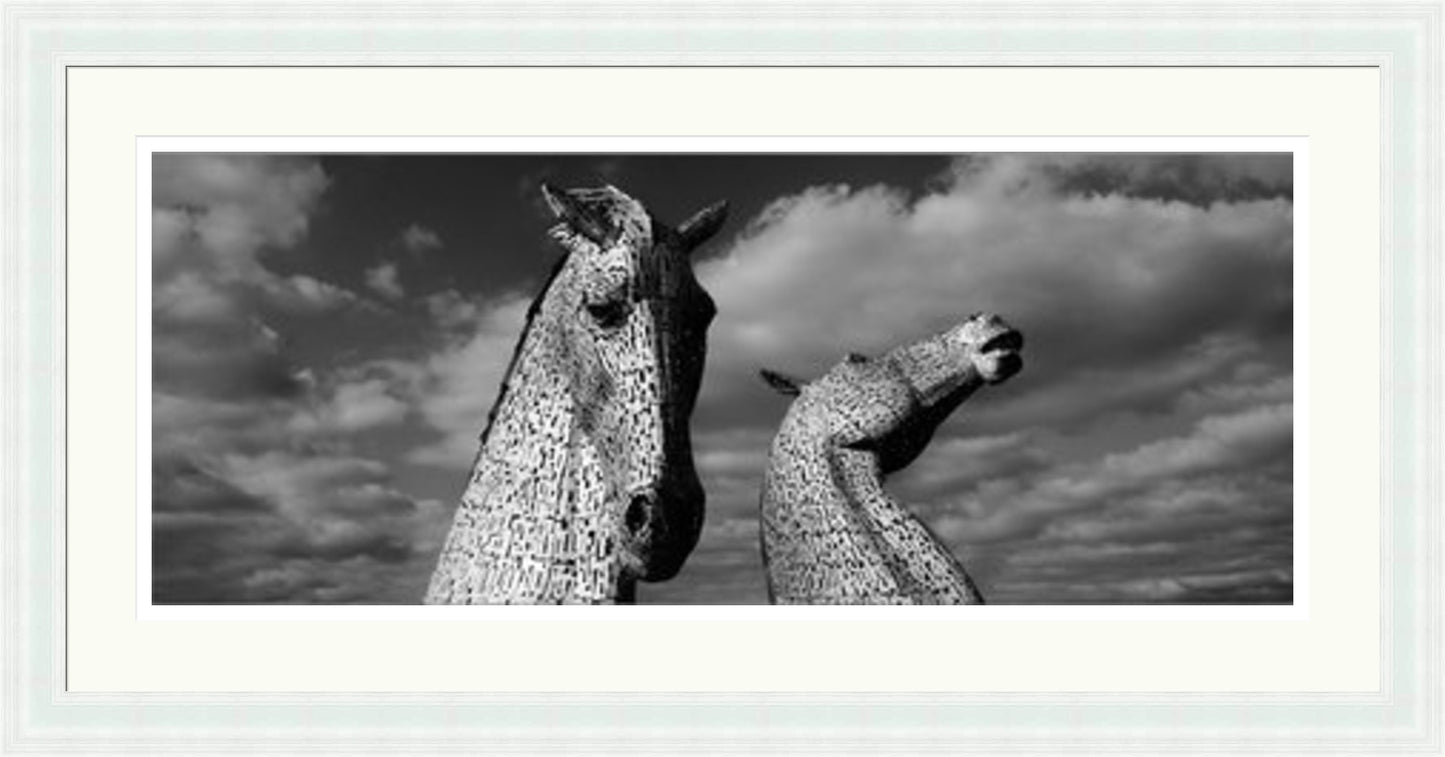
[425,183,728,604]
[758,312,1024,604]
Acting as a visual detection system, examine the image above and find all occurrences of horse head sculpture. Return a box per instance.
[758,313,1024,604]
[426,184,728,604]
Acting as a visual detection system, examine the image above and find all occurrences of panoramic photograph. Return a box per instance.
[149,151,1295,605]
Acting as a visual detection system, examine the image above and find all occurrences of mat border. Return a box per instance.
[2,2,1440,755]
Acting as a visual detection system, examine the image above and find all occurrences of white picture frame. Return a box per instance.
[3,2,1440,754]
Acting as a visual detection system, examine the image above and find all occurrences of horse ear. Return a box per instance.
[676,200,730,254]
[540,182,570,217]
[541,183,608,243]
[759,369,804,396]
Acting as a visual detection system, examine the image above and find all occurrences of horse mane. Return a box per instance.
[474,250,572,451]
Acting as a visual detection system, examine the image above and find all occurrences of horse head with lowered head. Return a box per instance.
[425,184,728,604]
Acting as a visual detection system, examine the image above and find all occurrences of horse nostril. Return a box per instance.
[625,495,649,533]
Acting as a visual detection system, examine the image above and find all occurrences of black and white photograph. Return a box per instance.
[149,150,1295,605]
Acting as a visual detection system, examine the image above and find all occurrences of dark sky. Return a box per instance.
[151,152,1294,605]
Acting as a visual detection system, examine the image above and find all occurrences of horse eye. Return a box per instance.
[585,299,630,329]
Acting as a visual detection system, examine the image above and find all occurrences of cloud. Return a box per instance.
[400,223,443,255]
[927,401,1291,545]
[1100,402,1291,482]
[151,364,446,602]
[902,391,1293,604]
[153,269,242,323]
[892,432,1055,500]
[152,154,331,286]
[153,497,451,603]
[152,457,272,515]
[261,274,359,313]
[1177,372,1293,415]
[153,154,329,261]
[424,289,483,330]
[401,292,530,467]
[150,155,447,604]
[151,155,359,399]
[287,377,410,434]
[364,262,405,300]
[1026,153,1293,206]
[151,436,450,603]
[152,317,303,401]
[220,451,417,518]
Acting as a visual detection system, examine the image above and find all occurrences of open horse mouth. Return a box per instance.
[977,328,1024,383]
[980,329,1023,355]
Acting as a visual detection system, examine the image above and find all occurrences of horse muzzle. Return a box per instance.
[976,326,1024,384]
[621,475,705,582]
